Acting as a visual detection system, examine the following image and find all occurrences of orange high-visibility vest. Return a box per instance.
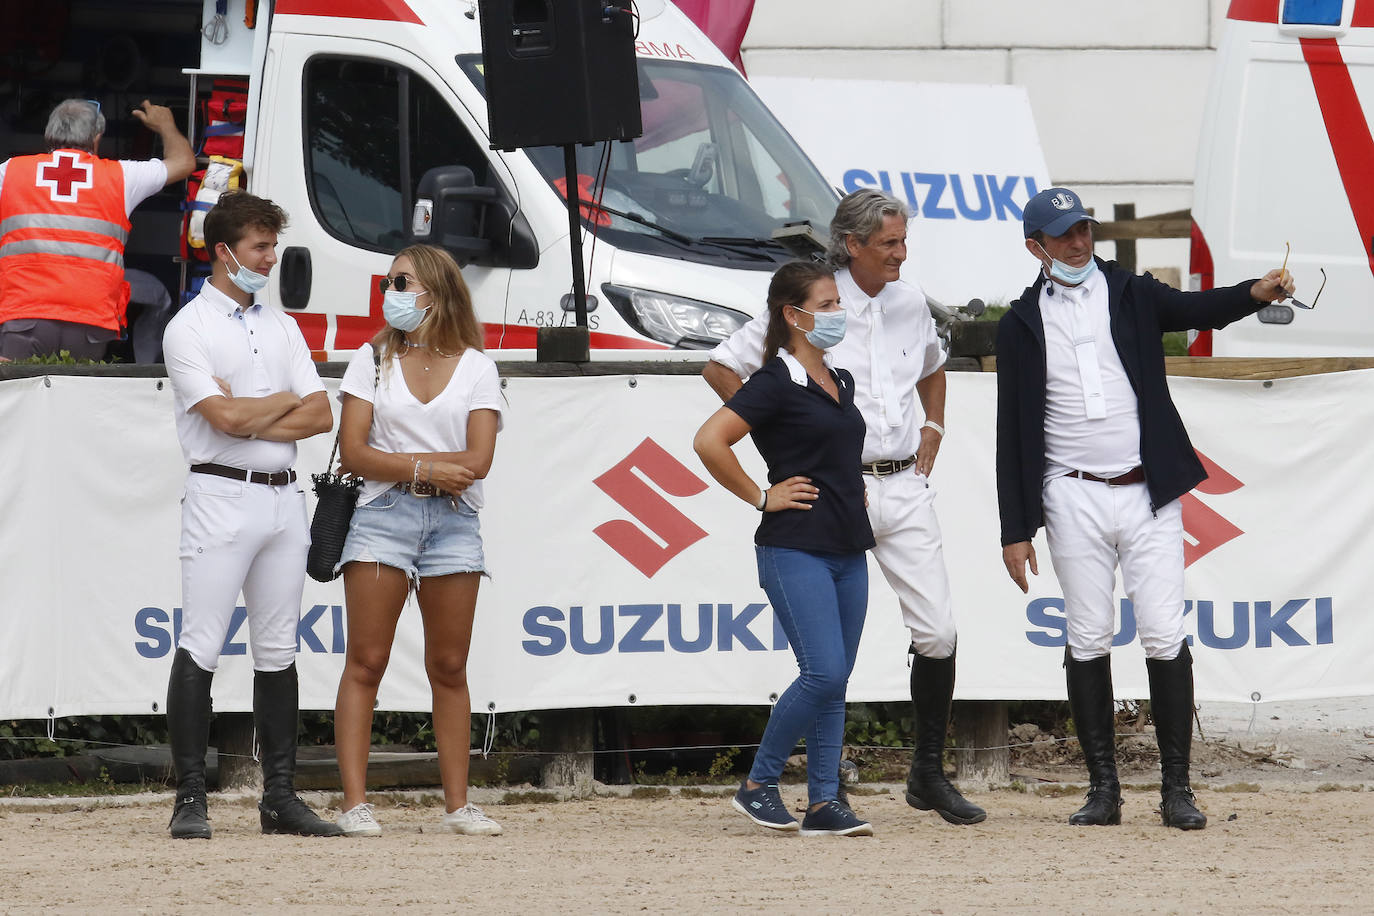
[0,150,131,332]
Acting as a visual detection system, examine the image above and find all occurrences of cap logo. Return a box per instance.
[1051,192,1075,210]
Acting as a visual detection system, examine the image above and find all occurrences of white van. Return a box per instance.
[1190,0,1374,356]
[191,0,837,359]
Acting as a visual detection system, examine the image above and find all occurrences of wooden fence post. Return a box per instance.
[216,712,261,791]
[1113,203,1137,273]
[953,701,1009,788]
[540,709,596,796]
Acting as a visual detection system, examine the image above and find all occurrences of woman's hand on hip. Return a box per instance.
[764,476,818,512]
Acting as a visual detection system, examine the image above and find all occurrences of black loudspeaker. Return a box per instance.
[479,0,643,150]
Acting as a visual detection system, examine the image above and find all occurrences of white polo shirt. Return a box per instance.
[710,268,946,464]
[1040,268,1141,482]
[163,281,325,470]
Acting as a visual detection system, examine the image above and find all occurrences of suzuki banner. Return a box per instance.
[748,77,1052,309]
[0,369,1370,719]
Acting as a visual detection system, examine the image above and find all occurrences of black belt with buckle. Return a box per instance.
[191,463,297,486]
[1065,467,1146,487]
[861,456,916,478]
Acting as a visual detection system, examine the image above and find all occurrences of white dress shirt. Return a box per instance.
[163,282,325,469]
[1040,268,1141,482]
[710,268,946,464]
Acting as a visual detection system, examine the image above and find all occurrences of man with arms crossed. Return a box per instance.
[996,187,1293,830]
[162,191,341,839]
[704,188,984,825]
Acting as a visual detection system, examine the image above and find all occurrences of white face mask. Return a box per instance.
[1034,240,1097,286]
[224,246,269,295]
[383,289,430,332]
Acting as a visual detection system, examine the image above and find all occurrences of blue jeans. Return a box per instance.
[749,546,868,805]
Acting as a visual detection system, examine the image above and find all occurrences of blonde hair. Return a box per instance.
[371,244,484,362]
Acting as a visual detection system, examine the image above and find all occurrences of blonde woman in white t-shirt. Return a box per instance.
[331,244,505,837]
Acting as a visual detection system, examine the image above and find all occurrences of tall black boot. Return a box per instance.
[1065,650,1122,826]
[904,651,987,825]
[254,664,343,837]
[166,648,214,839]
[1147,643,1207,830]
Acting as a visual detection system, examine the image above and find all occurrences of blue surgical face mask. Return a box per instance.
[224,246,269,295]
[383,289,430,332]
[1035,241,1098,286]
[795,306,847,349]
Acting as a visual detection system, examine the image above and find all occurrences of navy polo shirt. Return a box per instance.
[725,352,875,554]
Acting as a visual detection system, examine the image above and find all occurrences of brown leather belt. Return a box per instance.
[1065,467,1145,487]
[398,481,457,500]
[861,456,916,478]
[191,463,296,486]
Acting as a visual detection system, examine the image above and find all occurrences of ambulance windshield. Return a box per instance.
[459,57,838,266]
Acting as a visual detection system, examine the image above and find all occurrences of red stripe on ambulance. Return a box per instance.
[275,0,422,23]
[1301,37,1374,279]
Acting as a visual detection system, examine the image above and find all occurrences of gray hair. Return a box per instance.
[826,188,911,268]
[45,99,106,153]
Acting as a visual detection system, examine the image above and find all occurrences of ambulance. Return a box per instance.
[184,0,838,358]
[1190,0,1374,356]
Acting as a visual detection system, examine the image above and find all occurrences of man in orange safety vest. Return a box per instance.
[0,98,194,361]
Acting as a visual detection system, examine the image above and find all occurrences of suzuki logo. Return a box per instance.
[1181,450,1244,568]
[593,438,708,578]
[1050,192,1075,210]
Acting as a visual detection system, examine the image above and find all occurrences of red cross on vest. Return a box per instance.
[36,151,95,202]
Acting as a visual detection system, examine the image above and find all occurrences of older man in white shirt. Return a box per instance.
[162,191,340,840]
[704,188,984,826]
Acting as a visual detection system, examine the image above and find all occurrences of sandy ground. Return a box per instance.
[2,700,1369,914]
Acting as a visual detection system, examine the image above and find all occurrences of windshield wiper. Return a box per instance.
[587,204,775,262]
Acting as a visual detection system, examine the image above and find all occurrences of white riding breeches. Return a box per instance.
[863,469,957,658]
[177,471,309,672]
[1042,475,1186,662]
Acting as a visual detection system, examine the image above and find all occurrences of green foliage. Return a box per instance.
[843,702,910,748]
[1162,330,1189,356]
[10,350,112,366]
[0,716,168,760]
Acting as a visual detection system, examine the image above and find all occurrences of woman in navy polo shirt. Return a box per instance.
[694,260,876,837]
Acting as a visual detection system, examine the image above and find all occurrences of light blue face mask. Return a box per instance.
[795,306,847,349]
[224,247,269,295]
[1035,241,1098,286]
[383,289,430,332]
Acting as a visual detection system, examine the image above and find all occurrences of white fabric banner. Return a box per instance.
[1,369,1371,718]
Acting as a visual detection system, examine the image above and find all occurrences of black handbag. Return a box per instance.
[305,350,378,582]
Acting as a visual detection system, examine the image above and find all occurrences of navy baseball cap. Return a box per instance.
[1023,187,1099,238]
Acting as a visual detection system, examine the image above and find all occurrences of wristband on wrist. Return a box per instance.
[922,419,945,437]
[756,488,768,511]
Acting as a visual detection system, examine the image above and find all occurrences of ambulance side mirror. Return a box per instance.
[411,166,538,270]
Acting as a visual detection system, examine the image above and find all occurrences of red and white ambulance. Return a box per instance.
[1191,0,1374,355]
[188,0,836,358]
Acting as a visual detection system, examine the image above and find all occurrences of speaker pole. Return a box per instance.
[562,143,590,329]
[537,144,593,362]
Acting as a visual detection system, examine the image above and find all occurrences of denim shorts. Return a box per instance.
[337,486,487,582]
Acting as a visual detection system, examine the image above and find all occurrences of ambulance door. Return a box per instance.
[256,34,513,354]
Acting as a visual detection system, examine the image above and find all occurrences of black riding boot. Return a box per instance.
[904,651,987,825]
[166,648,214,839]
[1065,650,1122,826]
[254,664,343,836]
[1147,643,1207,830]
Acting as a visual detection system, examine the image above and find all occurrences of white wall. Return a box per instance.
[741,0,1233,281]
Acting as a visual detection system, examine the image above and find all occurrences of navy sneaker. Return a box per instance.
[732,780,799,832]
[799,800,874,837]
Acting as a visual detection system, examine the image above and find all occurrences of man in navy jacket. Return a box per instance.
[995,187,1292,830]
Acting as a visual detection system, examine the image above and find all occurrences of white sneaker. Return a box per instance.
[440,803,503,836]
[336,802,382,837]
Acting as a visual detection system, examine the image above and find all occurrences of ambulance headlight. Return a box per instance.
[601,285,749,349]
